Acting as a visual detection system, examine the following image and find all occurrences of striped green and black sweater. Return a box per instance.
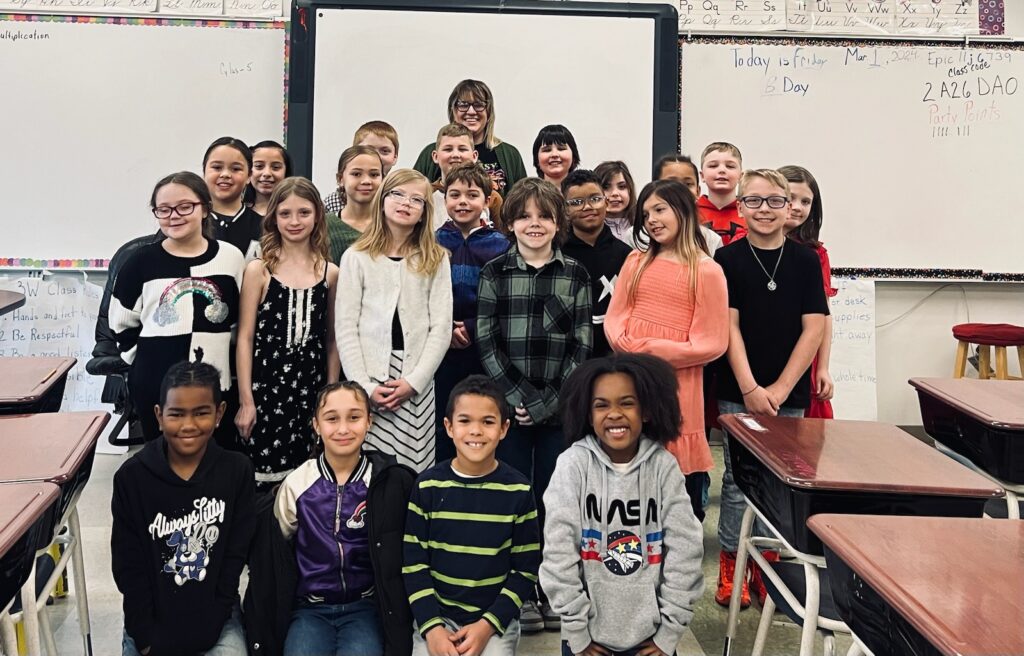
[402,460,540,636]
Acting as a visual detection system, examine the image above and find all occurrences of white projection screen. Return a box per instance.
[287,0,681,194]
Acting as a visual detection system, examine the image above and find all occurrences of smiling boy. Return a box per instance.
[698,142,747,246]
[403,376,540,655]
[712,169,828,608]
[560,170,631,358]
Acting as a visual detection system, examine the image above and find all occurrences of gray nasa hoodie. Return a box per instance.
[539,436,704,654]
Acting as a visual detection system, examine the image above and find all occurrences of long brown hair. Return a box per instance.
[260,177,330,274]
[629,179,708,304]
[353,169,446,276]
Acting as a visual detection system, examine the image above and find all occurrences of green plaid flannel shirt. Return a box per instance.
[476,245,593,424]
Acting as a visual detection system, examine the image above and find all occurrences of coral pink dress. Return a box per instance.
[604,252,729,474]
[806,243,838,419]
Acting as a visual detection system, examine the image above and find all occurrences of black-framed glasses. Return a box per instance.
[152,201,203,219]
[566,195,606,209]
[386,189,427,209]
[738,195,789,209]
[453,100,488,113]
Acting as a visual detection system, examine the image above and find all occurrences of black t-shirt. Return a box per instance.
[714,239,829,409]
[475,142,506,195]
[211,206,262,260]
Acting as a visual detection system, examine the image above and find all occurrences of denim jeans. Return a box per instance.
[122,606,246,656]
[716,400,804,552]
[413,619,520,656]
[283,597,383,656]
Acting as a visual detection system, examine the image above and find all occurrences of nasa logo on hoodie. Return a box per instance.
[602,529,643,576]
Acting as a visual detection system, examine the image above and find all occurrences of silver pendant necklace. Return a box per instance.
[749,239,784,291]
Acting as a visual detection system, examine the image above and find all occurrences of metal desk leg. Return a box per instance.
[0,605,19,656]
[750,594,775,656]
[1007,489,1020,520]
[19,560,41,656]
[723,504,755,656]
[800,562,820,656]
[68,508,92,655]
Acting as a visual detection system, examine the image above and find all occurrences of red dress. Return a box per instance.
[806,243,838,419]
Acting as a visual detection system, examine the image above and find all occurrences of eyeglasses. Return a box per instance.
[566,195,606,209]
[453,100,488,113]
[152,201,203,219]
[738,195,789,209]
[386,189,427,209]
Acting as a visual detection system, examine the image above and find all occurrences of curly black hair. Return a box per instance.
[560,353,681,445]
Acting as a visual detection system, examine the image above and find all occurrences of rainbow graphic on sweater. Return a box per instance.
[155,277,228,326]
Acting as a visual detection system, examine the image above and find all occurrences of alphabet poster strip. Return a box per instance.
[680,0,787,32]
[687,0,1004,36]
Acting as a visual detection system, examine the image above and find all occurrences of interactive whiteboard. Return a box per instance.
[288,0,679,198]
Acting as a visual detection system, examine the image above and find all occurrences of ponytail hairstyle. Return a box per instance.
[335,145,383,208]
[310,381,372,457]
[260,177,330,275]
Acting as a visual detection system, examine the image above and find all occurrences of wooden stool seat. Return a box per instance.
[952,323,1024,380]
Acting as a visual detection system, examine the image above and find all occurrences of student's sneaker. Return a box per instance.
[519,600,544,633]
[539,601,560,630]
[748,550,780,607]
[715,550,750,608]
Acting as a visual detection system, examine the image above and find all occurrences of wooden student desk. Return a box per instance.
[911,377,1024,486]
[719,415,1003,555]
[809,514,1024,656]
[0,291,25,318]
[0,357,77,415]
[0,412,109,656]
[720,415,1004,656]
[0,483,61,656]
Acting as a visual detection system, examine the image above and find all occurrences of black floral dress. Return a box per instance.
[249,270,328,489]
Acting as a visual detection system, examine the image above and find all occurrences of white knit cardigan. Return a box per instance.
[335,248,453,396]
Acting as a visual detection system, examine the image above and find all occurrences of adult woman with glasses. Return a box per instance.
[413,79,528,197]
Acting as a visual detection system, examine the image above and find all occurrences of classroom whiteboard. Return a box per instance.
[299,4,670,199]
[681,40,1024,273]
[0,17,286,261]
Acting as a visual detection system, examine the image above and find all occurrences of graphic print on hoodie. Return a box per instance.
[540,436,705,655]
[111,437,256,655]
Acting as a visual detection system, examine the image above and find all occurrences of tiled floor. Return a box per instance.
[40,436,847,655]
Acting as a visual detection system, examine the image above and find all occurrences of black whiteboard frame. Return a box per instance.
[287,0,680,178]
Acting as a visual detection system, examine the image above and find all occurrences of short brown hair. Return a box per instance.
[435,123,474,148]
[700,141,743,166]
[738,169,791,197]
[444,163,492,197]
[352,120,399,152]
[502,178,567,246]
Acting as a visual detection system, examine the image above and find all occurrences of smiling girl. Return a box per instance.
[248,140,292,216]
[326,146,383,264]
[532,124,580,188]
[336,169,452,472]
[604,179,729,522]
[541,354,704,656]
[236,177,340,490]
[203,136,263,260]
[109,171,244,441]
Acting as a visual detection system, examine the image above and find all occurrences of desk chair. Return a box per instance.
[86,231,162,447]
[729,504,861,656]
[952,323,1024,379]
